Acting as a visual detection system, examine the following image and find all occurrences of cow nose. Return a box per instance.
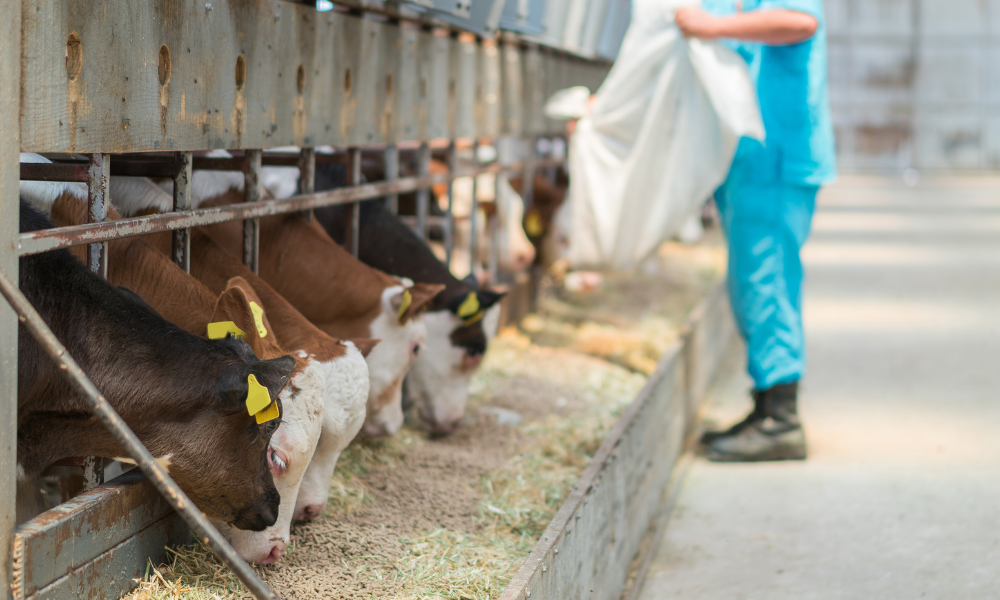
[362,422,391,438]
[255,542,286,565]
[296,504,323,522]
[431,417,463,437]
[233,491,280,531]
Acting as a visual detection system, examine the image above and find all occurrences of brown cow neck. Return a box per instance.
[199,193,399,339]
[51,195,218,335]
[186,229,348,363]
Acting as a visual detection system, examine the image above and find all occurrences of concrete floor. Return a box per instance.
[638,176,1000,600]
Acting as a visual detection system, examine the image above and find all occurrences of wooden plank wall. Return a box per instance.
[20,0,609,154]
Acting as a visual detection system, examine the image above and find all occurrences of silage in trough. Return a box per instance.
[125,234,725,600]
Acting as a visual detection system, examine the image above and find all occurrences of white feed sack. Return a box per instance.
[560,0,764,270]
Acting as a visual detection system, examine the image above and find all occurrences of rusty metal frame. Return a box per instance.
[7,1,612,598]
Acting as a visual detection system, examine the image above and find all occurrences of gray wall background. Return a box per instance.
[827,0,1000,170]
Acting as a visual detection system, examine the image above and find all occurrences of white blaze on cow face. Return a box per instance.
[211,359,325,564]
[405,310,470,435]
[294,342,369,522]
[405,303,503,436]
[360,284,427,438]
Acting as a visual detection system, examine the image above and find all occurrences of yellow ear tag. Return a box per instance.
[397,289,413,323]
[456,292,480,318]
[245,374,272,416]
[463,310,484,326]
[207,321,246,340]
[254,398,280,425]
[249,301,268,338]
[525,209,543,237]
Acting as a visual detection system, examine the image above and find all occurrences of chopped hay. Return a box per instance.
[122,234,724,600]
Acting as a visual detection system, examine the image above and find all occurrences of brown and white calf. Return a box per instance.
[255,161,507,435]
[41,186,324,564]
[109,176,375,521]
[15,199,293,532]
[147,170,441,437]
[428,160,536,284]
[313,199,505,436]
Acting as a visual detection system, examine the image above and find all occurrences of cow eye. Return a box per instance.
[412,344,421,356]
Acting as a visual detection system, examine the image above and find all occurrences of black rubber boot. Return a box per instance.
[704,381,807,462]
[699,389,765,445]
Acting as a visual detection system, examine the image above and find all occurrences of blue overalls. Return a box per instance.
[703,0,837,390]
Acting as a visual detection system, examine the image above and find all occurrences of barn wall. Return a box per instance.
[828,0,1000,170]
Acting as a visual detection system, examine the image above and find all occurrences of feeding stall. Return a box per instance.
[0,1,735,599]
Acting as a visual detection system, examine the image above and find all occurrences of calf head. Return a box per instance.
[361,281,443,437]
[494,177,536,272]
[131,331,295,532]
[209,280,324,563]
[404,288,504,435]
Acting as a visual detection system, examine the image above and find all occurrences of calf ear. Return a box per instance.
[211,286,268,358]
[476,289,506,311]
[224,276,277,337]
[347,338,380,358]
[397,283,446,324]
[253,355,297,402]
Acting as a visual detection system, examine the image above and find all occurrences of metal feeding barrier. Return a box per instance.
[0,0,620,598]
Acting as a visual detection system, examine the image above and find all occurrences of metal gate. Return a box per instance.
[0,1,621,598]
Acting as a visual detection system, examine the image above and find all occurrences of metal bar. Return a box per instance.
[83,153,110,490]
[19,162,90,182]
[383,144,399,214]
[469,141,480,277]
[86,154,110,279]
[17,163,560,257]
[416,142,431,241]
[346,147,362,257]
[172,151,193,273]
[297,147,315,222]
[242,150,262,274]
[522,136,537,210]
[0,270,279,600]
[0,2,20,594]
[444,141,457,266]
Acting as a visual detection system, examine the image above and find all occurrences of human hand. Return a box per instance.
[675,6,723,39]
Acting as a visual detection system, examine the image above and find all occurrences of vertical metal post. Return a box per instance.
[172,151,193,273]
[242,150,262,273]
[0,2,21,594]
[86,154,110,279]
[416,142,431,241]
[346,147,362,257]
[522,136,536,211]
[490,139,507,284]
[469,140,480,277]
[84,153,110,489]
[383,144,399,214]
[298,147,315,222]
[444,141,457,266]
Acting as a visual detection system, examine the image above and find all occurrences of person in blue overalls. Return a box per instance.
[675,0,836,461]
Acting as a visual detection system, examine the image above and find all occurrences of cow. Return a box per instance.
[117,172,435,438]
[427,160,536,284]
[150,168,441,438]
[15,198,293,532]
[39,181,326,564]
[108,175,374,533]
[313,199,504,436]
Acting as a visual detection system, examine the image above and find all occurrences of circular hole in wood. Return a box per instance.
[65,32,82,81]
[344,68,353,94]
[385,72,393,96]
[296,64,305,94]
[157,45,171,86]
[235,54,247,91]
